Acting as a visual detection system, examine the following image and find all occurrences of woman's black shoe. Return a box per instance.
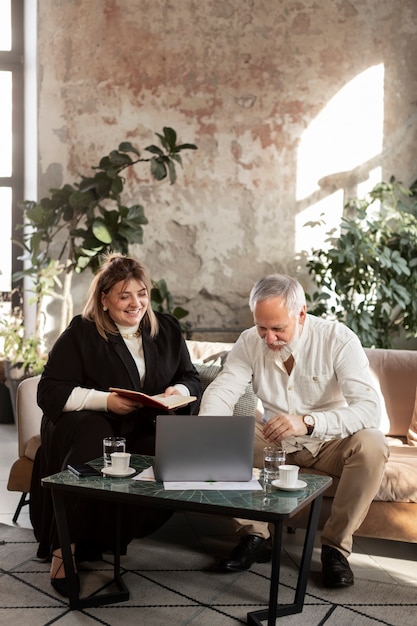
[50,573,80,597]
[50,552,80,597]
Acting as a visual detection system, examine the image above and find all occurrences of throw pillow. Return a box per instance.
[194,362,222,394]
[193,361,258,417]
[407,389,417,446]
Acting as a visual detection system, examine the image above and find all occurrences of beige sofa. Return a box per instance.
[8,342,417,542]
[187,340,417,544]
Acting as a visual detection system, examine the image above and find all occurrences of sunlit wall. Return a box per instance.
[34,1,417,336]
[296,64,385,255]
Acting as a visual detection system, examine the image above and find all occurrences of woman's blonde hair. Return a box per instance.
[83,252,159,339]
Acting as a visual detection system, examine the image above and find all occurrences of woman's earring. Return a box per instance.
[103,306,108,311]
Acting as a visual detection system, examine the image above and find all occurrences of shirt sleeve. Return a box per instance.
[173,383,190,396]
[63,387,110,412]
[199,336,252,415]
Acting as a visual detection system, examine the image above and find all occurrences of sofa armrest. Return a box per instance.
[365,348,417,438]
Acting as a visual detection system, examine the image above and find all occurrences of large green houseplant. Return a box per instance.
[306,177,417,348]
[13,127,196,353]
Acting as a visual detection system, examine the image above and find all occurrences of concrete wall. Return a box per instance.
[37,0,417,339]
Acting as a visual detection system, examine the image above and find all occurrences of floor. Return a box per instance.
[1,422,416,589]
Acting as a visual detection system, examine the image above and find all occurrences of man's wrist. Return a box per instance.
[303,414,315,436]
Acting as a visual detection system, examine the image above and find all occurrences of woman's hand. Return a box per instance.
[107,392,142,414]
[162,386,181,397]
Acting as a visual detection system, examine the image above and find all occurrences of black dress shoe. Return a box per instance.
[321,545,354,588]
[217,535,272,572]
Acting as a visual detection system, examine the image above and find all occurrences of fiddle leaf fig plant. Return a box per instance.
[306,176,417,348]
[13,127,197,356]
[151,278,189,328]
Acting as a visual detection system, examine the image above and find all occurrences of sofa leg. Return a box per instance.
[12,492,29,523]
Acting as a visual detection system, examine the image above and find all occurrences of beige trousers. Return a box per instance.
[234,421,390,557]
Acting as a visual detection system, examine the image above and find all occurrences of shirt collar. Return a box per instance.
[291,314,310,360]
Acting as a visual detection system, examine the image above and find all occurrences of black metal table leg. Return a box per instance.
[267,519,284,626]
[51,490,83,609]
[247,494,323,625]
[292,494,323,608]
[51,492,129,609]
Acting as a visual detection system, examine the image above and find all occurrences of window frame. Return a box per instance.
[0,0,24,305]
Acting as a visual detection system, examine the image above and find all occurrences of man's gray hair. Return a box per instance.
[249,274,306,317]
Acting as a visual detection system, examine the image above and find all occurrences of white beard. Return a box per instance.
[263,323,302,363]
[273,342,293,363]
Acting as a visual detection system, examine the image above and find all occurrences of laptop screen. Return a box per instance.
[153,414,255,482]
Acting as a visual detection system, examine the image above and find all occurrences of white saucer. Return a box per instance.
[101,466,136,478]
[271,479,307,491]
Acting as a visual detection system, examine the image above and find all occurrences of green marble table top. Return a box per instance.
[42,454,332,520]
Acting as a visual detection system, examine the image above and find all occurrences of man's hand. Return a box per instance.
[263,412,308,443]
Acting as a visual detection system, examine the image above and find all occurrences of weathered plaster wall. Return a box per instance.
[37,0,417,337]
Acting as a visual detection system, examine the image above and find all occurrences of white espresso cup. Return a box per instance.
[103,436,126,467]
[279,464,300,487]
[110,452,131,474]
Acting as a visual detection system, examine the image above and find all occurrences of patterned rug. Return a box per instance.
[0,517,415,625]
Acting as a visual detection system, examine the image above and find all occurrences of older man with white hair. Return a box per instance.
[199,273,389,588]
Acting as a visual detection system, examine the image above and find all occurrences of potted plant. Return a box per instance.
[14,127,197,347]
[0,126,196,418]
[306,176,417,348]
[150,278,189,328]
[0,306,47,419]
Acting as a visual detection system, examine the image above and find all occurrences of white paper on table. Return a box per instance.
[162,478,263,491]
[133,467,262,491]
[133,466,155,481]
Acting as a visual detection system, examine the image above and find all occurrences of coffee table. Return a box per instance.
[42,454,331,625]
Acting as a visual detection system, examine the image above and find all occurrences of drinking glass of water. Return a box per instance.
[263,446,286,482]
[103,436,126,467]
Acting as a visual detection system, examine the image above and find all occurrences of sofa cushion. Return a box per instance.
[407,389,417,446]
[7,456,34,492]
[186,340,233,363]
[302,447,417,503]
[375,446,417,502]
[194,362,222,393]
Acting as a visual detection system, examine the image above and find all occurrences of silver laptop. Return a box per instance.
[154,414,255,482]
